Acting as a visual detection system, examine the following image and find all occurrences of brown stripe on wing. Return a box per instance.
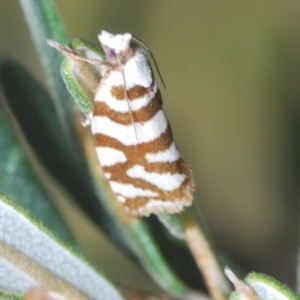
[124,195,192,216]
[122,162,194,216]
[98,156,194,216]
[110,83,156,101]
[98,140,193,203]
[93,91,162,125]
[94,124,174,153]
[115,165,194,216]
[104,151,192,189]
[94,124,178,190]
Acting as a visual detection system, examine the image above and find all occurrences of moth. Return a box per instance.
[48,31,194,216]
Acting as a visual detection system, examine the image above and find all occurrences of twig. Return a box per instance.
[182,211,231,300]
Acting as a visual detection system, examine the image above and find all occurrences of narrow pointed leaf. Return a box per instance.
[0,192,125,300]
[18,0,73,139]
[0,75,77,247]
[60,38,105,117]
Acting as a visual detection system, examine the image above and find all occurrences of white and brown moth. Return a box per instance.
[48,31,194,216]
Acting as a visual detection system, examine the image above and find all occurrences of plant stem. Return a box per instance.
[182,211,231,300]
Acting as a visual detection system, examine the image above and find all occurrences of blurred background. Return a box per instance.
[1,0,300,293]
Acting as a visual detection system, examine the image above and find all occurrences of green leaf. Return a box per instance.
[0,291,23,300]
[60,38,105,117]
[246,273,300,300]
[226,267,300,300]
[0,192,125,300]
[128,220,188,297]
[18,0,73,139]
[157,212,185,240]
[0,71,78,248]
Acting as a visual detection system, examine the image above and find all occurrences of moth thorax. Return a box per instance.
[98,30,133,63]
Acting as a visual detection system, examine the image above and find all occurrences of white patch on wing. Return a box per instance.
[104,173,111,179]
[145,142,180,163]
[145,200,185,211]
[117,195,126,203]
[96,147,126,167]
[92,110,168,146]
[127,165,185,191]
[124,50,152,89]
[95,72,157,113]
[109,181,158,198]
[131,200,188,216]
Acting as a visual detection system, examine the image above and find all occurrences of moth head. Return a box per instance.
[98,31,132,63]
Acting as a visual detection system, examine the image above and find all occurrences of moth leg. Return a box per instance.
[81,112,93,127]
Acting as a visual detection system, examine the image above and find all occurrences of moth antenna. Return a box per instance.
[117,55,140,145]
[132,36,166,89]
[47,40,107,66]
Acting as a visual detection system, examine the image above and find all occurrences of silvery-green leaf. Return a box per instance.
[0,192,124,300]
[0,66,78,248]
[226,267,299,300]
[246,273,300,300]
